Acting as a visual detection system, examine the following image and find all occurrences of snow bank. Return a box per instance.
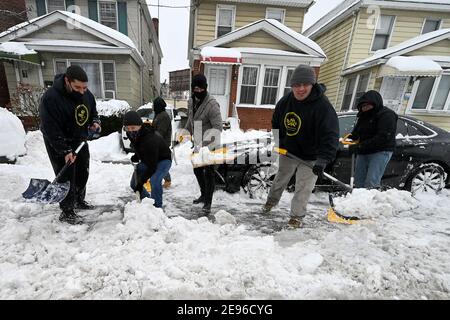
[88,132,128,162]
[96,99,131,117]
[0,107,26,161]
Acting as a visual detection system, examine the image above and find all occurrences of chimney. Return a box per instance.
[152,18,159,38]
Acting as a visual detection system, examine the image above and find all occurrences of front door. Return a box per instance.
[206,65,230,120]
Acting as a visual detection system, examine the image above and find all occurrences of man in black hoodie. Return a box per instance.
[123,111,172,208]
[348,90,398,189]
[263,65,339,228]
[152,96,172,188]
[39,65,101,225]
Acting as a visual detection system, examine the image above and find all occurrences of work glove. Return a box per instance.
[312,159,327,180]
[130,154,139,163]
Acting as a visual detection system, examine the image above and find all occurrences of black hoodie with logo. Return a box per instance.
[39,73,99,155]
[272,83,339,163]
[350,90,398,155]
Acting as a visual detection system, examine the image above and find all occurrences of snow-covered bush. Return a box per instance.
[0,107,26,163]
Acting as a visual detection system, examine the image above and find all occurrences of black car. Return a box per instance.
[212,114,450,197]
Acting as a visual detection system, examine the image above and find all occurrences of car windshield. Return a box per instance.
[137,108,155,119]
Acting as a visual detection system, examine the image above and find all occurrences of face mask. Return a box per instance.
[69,91,84,100]
[193,90,207,100]
[127,131,139,140]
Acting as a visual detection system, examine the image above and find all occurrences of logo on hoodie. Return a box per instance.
[75,104,89,127]
[284,112,301,136]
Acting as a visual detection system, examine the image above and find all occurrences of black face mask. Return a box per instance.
[69,91,84,101]
[193,90,207,100]
[127,131,139,140]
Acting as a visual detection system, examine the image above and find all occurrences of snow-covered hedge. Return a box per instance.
[0,107,26,163]
[96,99,131,117]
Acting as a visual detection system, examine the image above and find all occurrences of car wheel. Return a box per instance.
[242,164,275,199]
[406,163,446,194]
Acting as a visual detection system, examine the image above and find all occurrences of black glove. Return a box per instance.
[348,144,359,154]
[312,159,327,179]
[131,154,139,163]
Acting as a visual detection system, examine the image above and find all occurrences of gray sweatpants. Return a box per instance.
[266,154,318,218]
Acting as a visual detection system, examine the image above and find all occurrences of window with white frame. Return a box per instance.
[54,59,116,99]
[372,15,395,51]
[261,67,280,105]
[411,74,450,112]
[422,18,441,34]
[341,73,370,111]
[240,66,259,104]
[46,0,65,12]
[266,8,285,23]
[283,68,295,96]
[99,1,118,30]
[216,5,235,38]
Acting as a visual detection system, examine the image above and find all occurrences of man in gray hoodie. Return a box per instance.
[185,73,223,215]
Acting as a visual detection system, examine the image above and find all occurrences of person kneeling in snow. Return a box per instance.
[123,111,172,208]
[347,90,398,189]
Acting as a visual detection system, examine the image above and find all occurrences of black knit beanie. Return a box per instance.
[153,96,167,114]
[191,73,208,91]
[123,111,143,126]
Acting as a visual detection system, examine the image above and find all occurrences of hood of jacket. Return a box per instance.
[356,90,383,116]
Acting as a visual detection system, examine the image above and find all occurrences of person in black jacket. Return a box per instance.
[152,96,172,189]
[262,64,339,229]
[39,65,101,225]
[348,90,398,189]
[123,111,172,208]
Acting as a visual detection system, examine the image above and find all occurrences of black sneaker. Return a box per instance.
[201,203,211,216]
[193,196,205,204]
[59,209,84,225]
[75,200,95,210]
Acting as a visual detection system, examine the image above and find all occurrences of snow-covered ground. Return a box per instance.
[1,131,450,299]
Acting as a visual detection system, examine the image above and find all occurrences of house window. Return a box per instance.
[422,18,441,34]
[46,0,66,12]
[283,68,294,96]
[341,73,370,111]
[216,5,235,38]
[54,59,116,99]
[261,67,280,105]
[266,8,285,23]
[99,1,118,30]
[240,66,259,104]
[411,74,450,112]
[372,15,395,51]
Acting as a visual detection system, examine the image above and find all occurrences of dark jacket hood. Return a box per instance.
[52,73,66,94]
[153,97,166,115]
[300,83,327,103]
[356,90,384,115]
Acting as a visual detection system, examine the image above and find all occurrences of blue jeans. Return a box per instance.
[354,151,393,189]
[130,160,172,207]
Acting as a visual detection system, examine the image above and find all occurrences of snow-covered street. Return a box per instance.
[1,131,450,299]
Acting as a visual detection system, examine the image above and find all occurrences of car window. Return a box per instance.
[338,115,357,137]
[396,118,434,138]
[137,108,155,119]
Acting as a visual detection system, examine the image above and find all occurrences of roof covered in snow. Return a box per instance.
[304,0,450,38]
[195,0,313,7]
[343,28,450,74]
[197,19,326,59]
[0,42,36,55]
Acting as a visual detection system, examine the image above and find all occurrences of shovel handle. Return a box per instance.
[274,147,353,192]
[52,141,86,183]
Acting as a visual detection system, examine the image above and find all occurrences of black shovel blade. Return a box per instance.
[22,178,70,204]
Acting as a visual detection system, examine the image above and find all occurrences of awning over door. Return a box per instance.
[200,47,242,65]
[0,42,40,65]
[378,56,442,77]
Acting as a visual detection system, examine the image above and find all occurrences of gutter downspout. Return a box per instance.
[139,3,144,104]
[335,9,359,108]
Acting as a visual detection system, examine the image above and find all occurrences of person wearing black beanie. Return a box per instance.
[152,96,172,188]
[123,110,172,208]
[182,73,223,215]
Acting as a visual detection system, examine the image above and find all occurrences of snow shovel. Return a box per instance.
[132,162,141,203]
[273,147,361,224]
[22,141,87,204]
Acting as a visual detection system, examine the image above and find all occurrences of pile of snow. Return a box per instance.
[333,188,419,219]
[88,132,128,162]
[138,102,152,110]
[0,107,26,161]
[96,99,131,117]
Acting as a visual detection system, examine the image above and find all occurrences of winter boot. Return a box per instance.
[287,217,302,229]
[59,208,84,225]
[193,195,205,204]
[261,203,274,214]
[75,200,95,210]
[201,203,211,215]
